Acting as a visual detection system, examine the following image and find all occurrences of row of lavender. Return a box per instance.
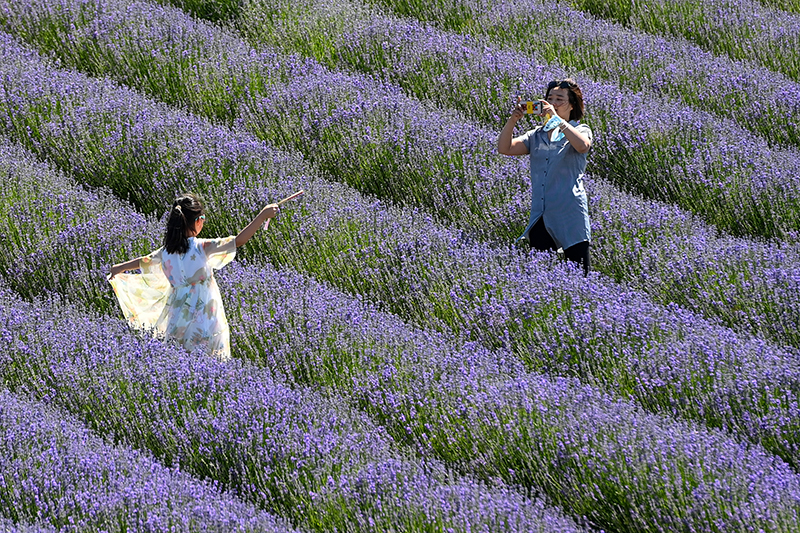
[776,0,800,11]
[0,137,594,533]
[0,140,588,532]
[0,286,585,533]
[3,135,800,533]
[0,519,54,533]
[363,0,800,148]
[235,0,800,239]
[0,384,294,532]
[1,0,800,351]
[762,0,799,12]
[565,0,800,81]
[3,24,800,493]
[229,0,800,341]
[1,1,800,528]
[163,0,800,27]
[5,0,800,245]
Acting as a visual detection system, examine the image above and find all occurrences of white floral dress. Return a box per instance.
[109,236,237,360]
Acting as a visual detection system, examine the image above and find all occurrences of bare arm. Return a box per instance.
[558,121,592,154]
[109,257,144,279]
[497,99,530,156]
[235,203,279,247]
[539,99,592,153]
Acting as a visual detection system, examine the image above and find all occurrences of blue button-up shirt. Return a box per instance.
[520,121,592,250]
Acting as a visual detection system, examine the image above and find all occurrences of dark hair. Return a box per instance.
[164,193,205,254]
[545,78,585,122]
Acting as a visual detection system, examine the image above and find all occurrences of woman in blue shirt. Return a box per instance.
[498,79,592,275]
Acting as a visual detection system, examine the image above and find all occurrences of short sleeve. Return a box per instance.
[200,236,237,270]
[109,247,170,333]
[139,247,163,273]
[521,127,541,151]
[575,123,592,142]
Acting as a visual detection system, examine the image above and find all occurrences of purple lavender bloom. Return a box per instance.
[4,17,800,532]
[2,24,800,479]
[3,223,800,533]
[0,518,56,533]
[569,0,800,82]
[235,0,800,240]
[362,0,800,145]
[0,138,163,307]
[3,0,800,242]
[2,130,800,531]
[586,176,800,345]
[0,282,585,533]
[0,132,585,531]
[4,1,800,351]
[0,390,296,532]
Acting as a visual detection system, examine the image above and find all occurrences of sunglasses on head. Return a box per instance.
[548,80,576,90]
[195,214,206,221]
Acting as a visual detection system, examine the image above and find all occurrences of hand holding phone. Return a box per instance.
[524,101,543,115]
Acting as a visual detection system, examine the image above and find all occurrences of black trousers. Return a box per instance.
[527,218,590,276]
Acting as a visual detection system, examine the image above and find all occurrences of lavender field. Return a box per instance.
[0,0,799,530]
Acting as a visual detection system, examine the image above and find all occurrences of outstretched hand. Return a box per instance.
[510,96,526,121]
[262,203,280,219]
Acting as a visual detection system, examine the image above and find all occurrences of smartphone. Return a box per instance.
[525,101,543,114]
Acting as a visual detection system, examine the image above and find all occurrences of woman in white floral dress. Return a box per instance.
[108,193,279,360]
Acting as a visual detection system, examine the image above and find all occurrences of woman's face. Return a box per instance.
[547,88,573,121]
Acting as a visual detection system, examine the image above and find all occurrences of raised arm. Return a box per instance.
[235,203,279,247]
[497,97,531,156]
